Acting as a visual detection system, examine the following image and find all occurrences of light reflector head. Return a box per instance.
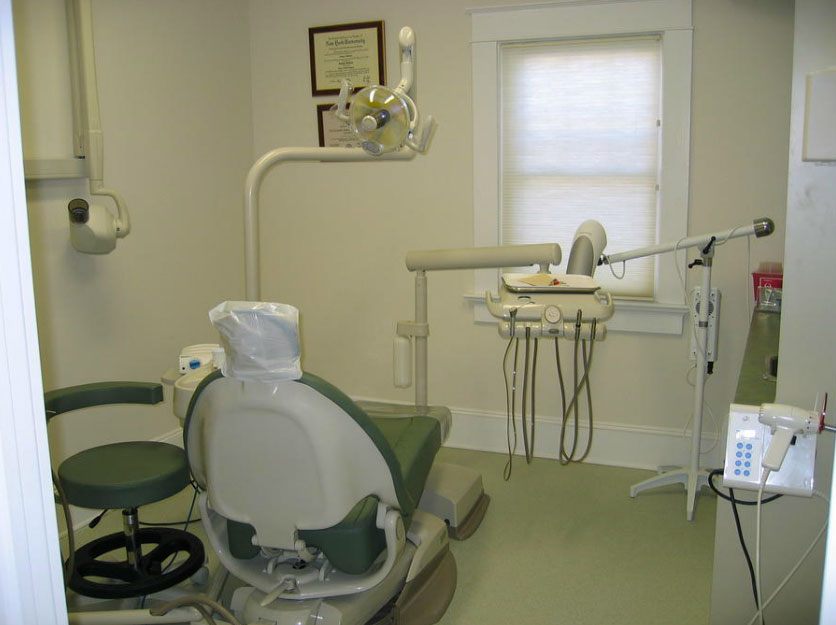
[349,86,410,154]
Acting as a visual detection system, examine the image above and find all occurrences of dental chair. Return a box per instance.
[183,301,462,625]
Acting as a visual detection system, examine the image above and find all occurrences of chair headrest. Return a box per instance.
[209,301,302,382]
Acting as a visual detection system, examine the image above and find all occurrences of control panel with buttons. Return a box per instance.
[723,403,817,497]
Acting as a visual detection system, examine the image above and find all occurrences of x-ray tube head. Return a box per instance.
[566,220,607,277]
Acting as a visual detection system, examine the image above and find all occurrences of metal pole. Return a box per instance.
[243,147,415,300]
[415,270,428,408]
[686,248,713,520]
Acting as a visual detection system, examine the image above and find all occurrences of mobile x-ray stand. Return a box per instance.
[602,218,774,521]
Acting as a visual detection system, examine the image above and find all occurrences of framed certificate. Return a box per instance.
[316,104,359,148]
[309,21,385,96]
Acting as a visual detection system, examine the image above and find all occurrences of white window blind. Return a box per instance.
[501,37,661,297]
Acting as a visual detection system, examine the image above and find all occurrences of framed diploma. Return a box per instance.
[316,104,359,148]
[308,21,385,96]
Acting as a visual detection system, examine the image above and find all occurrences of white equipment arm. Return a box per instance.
[601,218,774,265]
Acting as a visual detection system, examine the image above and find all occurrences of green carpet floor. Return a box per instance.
[435,448,716,625]
[62,447,716,624]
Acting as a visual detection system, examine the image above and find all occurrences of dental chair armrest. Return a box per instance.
[44,382,164,421]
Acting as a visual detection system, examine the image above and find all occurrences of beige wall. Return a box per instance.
[16,0,794,499]
[250,0,793,441]
[15,0,253,462]
[16,0,811,616]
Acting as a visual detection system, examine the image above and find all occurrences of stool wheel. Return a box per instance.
[68,527,204,599]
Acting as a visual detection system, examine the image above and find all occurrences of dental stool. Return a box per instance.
[45,382,204,599]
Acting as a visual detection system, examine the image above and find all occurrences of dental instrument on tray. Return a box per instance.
[243,26,435,300]
[397,221,615,478]
[606,217,775,521]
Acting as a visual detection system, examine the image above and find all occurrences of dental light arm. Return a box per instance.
[395,27,415,95]
[244,148,414,299]
[243,26,433,300]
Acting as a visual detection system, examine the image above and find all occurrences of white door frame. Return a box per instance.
[0,0,68,622]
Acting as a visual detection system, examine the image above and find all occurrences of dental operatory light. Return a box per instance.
[243,26,434,300]
[334,27,437,155]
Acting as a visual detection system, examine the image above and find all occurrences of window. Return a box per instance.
[471,0,693,333]
[502,37,660,297]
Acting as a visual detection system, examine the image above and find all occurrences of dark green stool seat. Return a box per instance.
[59,440,191,510]
[46,381,204,599]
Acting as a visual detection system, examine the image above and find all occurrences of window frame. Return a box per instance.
[469,0,693,334]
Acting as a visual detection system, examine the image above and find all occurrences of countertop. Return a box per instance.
[734,310,781,405]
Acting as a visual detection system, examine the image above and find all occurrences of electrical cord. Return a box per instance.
[520,327,538,464]
[580,332,595,461]
[708,469,782,506]
[521,328,531,461]
[502,308,598,473]
[565,316,583,461]
[708,468,830,624]
[682,373,720,455]
[140,517,202,527]
[558,314,597,464]
[745,490,829,625]
[502,330,519,481]
[162,484,200,572]
[605,258,627,280]
[755,471,770,625]
[731,483,762,616]
[708,468,781,618]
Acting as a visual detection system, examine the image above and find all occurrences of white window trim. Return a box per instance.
[469,0,693,334]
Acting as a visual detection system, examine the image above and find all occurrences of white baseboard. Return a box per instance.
[353,395,724,472]
[443,405,724,471]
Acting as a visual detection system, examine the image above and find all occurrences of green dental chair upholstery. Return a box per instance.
[184,368,444,595]
[46,381,204,599]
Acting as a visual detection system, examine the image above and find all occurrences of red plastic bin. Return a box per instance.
[752,272,783,303]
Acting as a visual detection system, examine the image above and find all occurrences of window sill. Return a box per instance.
[463,292,688,335]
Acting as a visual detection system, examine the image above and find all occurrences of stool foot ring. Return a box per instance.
[68,527,204,599]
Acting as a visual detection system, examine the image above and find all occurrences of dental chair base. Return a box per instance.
[228,512,456,625]
[419,463,489,541]
[231,543,457,625]
[356,400,490,540]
